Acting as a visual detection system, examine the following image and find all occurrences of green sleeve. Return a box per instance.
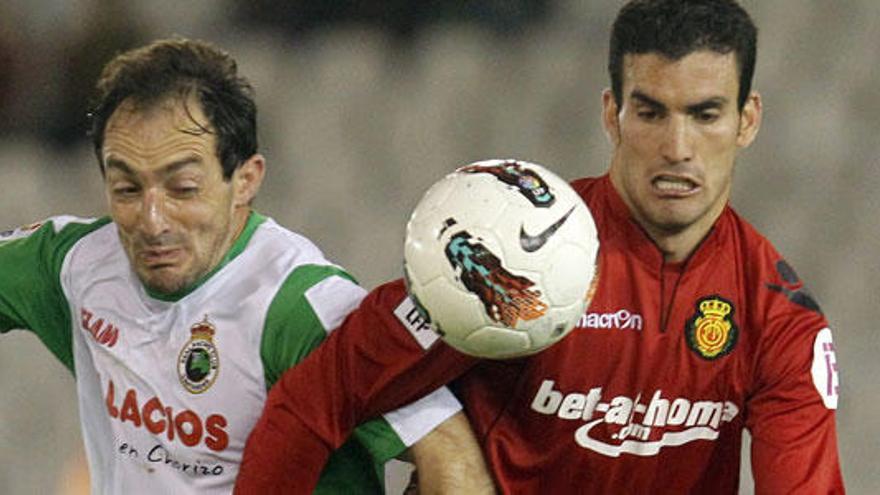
[259,263,348,387]
[261,263,407,493]
[0,217,111,373]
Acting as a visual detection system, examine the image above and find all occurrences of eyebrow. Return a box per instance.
[631,90,666,110]
[104,156,204,177]
[686,97,729,113]
[630,90,729,113]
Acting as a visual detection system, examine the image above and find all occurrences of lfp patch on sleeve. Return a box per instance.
[811,327,840,409]
[393,296,440,351]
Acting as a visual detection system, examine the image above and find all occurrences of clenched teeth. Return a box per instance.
[653,177,696,192]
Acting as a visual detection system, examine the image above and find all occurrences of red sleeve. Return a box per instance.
[235,279,477,493]
[747,291,844,494]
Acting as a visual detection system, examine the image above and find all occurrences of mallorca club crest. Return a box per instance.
[445,231,548,327]
[178,315,220,394]
[460,160,555,207]
[686,296,738,360]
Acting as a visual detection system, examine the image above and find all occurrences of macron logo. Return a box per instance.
[577,309,643,331]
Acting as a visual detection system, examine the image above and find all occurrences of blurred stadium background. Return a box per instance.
[0,0,877,493]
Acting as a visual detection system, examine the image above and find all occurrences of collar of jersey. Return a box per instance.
[144,211,267,302]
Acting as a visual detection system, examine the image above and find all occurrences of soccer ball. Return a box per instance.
[403,159,599,359]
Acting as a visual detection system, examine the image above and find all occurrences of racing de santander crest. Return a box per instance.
[178,315,220,394]
[685,296,738,360]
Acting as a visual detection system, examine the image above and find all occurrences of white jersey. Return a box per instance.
[0,214,460,494]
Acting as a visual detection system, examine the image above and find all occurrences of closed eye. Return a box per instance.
[171,186,200,198]
[112,185,141,198]
[637,109,663,121]
[690,107,721,123]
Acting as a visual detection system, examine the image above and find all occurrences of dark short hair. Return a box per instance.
[609,0,757,111]
[89,38,257,179]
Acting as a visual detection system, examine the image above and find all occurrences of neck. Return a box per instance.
[210,206,252,269]
[229,206,252,247]
[641,221,712,263]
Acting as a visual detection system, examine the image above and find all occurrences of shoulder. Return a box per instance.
[722,209,795,287]
[250,217,361,298]
[721,208,827,328]
[249,218,368,383]
[249,217,329,266]
[722,208,780,264]
[722,212,840,412]
[2,216,115,277]
[241,216,363,318]
[257,216,367,329]
[237,216,357,286]
[1,215,110,245]
[60,218,127,284]
[568,175,604,200]
[568,174,620,223]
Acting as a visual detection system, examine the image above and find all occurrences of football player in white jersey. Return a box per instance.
[0,38,492,494]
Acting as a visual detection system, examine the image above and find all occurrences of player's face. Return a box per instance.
[102,97,264,295]
[603,50,761,248]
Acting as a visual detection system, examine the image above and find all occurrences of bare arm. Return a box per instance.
[409,411,495,495]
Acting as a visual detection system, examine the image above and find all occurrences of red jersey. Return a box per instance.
[237,175,843,494]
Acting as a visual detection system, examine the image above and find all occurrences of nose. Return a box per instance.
[140,188,170,238]
[660,115,693,164]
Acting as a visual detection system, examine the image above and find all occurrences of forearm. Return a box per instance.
[410,411,495,494]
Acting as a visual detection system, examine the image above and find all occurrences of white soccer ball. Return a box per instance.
[403,159,599,359]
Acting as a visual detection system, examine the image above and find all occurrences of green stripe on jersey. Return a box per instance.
[261,263,407,492]
[0,217,112,373]
[260,263,358,387]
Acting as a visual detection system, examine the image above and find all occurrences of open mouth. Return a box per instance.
[652,175,699,196]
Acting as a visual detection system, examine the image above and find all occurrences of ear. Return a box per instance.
[736,91,762,148]
[601,88,621,146]
[232,154,266,207]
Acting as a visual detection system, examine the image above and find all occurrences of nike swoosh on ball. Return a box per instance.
[519,206,576,252]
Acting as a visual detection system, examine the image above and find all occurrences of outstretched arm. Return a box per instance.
[235,279,477,493]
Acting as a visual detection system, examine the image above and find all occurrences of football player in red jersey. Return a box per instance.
[236,1,844,493]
